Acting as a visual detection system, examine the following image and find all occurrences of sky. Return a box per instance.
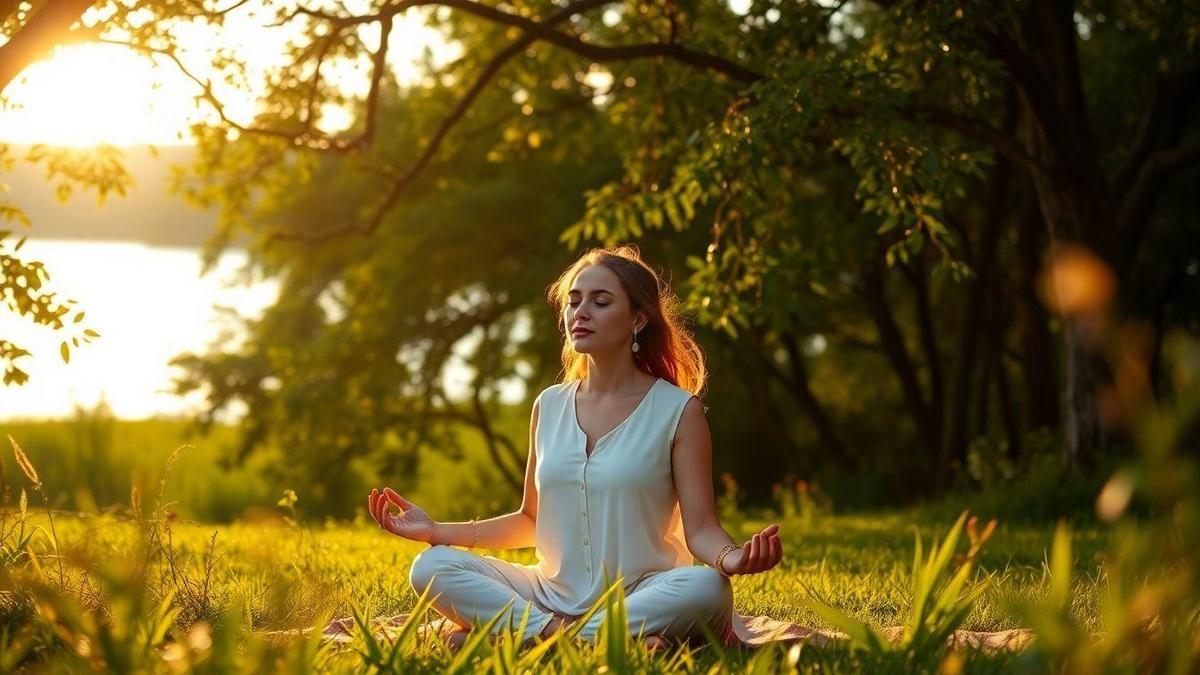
[0,3,458,419]
[0,2,455,145]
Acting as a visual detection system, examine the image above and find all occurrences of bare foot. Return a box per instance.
[528,613,572,645]
[643,634,669,652]
[444,629,470,652]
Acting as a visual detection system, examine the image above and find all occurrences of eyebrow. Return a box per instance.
[568,288,614,297]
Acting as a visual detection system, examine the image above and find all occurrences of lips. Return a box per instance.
[571,328,593,337]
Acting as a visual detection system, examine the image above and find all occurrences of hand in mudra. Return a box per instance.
[368,487,435,543]
[722,523,784,576]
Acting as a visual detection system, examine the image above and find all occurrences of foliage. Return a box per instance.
[801,511,996,671]
[1006,328,1200,672]
[125,0,1196,506]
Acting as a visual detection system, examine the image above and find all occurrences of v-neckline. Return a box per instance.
[572,377,662,459]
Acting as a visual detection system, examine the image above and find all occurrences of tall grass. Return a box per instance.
[0,434,1104,672]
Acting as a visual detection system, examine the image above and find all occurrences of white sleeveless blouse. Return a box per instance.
[532,377,697,615]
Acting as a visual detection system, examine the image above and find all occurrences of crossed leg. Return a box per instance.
[408,546,734,650]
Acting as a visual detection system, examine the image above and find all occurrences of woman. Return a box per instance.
[367,245,784,651]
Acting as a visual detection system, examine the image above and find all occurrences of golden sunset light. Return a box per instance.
[0,43,202,146]
[1,2,1197,668]
[0,9,450,147]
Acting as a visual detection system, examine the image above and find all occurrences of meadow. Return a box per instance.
[1,419,1123,673]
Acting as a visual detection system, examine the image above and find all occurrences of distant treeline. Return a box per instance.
[4,144,233,248]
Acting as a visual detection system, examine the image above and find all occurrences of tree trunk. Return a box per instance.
[936,154,1011,491]
[733,340,803,477]
[780,331,856,469]
[862,258,938,482]
[999,2,1119,468]
[1016,197,1059,431]
[0,0,97,93]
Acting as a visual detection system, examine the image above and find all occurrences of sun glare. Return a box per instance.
[0,9,457,148]
[0,43,201,146]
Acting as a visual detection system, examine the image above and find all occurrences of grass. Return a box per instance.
[2,500,1107,672]
[0,414,1126,671]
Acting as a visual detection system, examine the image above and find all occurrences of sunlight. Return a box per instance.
[0,240,280,420]
[0,43,197,146]
[0,9,455,147]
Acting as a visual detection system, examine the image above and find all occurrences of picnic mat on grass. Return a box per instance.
[285,611,1034,652]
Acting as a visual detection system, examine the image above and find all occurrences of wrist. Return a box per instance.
[428,522,444,545]
[714,543,741,576]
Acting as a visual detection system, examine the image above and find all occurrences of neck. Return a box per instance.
[581,353,651,396]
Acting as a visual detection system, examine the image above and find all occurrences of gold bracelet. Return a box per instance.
[714,544,741,577]
[469,518,479,548]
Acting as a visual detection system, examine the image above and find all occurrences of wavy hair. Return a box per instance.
[546,244,707,396]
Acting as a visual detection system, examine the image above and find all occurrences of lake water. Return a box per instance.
[0,239,278,421]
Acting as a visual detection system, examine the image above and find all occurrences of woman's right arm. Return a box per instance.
[395,397,541,550]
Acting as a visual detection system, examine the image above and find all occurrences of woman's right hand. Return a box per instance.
[368,487,437,543]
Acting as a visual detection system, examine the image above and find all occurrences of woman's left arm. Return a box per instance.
[672,397,784,576]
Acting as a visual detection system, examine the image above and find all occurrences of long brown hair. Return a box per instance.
[546,244,707,396]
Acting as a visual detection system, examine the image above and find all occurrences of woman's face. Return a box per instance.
[564,264,644,357]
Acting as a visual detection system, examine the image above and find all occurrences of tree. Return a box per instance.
[0,0,248,383]
[150,0,1197,505]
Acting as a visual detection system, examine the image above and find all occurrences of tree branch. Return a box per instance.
[289,0,762,84]
[265,0,616,244]
[1112,56,1200,193]
[1117,134,1200,255]
[0,0,98,93]
[905,104,1046,179]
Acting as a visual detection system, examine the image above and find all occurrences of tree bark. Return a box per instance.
[862,257,938,481]
[780,330,856,469]
[992,2,1117,468]
[1015,195,1059,431]
[936,154,1011,490]
[0,0,98,93]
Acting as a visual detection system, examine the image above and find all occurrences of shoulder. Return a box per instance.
[659,379,709,444]
[657,379,708,414]
[533,381,572,410]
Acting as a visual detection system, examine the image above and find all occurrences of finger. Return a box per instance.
[739,538,752,573]
[755,533,767,569]
[369,490,379,524]
[374,490,390,525]
[747,534,761,570]
[383,487,415,511]
[762,523,780,536]
[768,534,781,569]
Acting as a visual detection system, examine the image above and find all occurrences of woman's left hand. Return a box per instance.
[720,523,783,576]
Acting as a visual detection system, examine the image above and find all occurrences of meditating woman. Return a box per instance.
[366,245,784,650]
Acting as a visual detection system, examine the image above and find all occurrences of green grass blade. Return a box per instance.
[799,594,886,654]
[444,598,514,675]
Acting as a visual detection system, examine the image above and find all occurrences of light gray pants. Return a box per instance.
[408,545,734,645]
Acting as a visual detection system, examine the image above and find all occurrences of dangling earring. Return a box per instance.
[632,326,641,353]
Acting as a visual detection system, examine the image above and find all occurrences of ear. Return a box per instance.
[634,311,649,334]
